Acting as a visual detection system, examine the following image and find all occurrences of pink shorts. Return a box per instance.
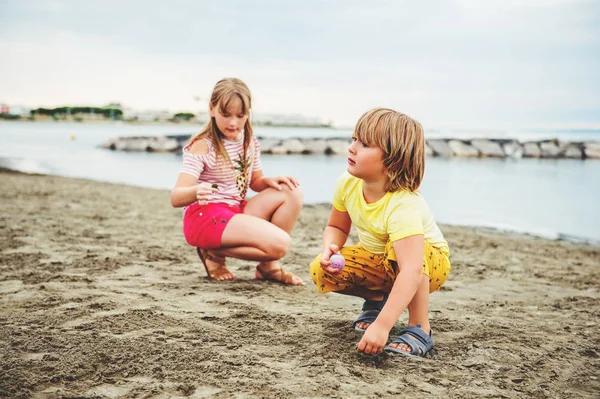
[183,201,246,249]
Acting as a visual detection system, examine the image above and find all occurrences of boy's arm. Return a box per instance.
[356,234,424,353]
[375,234,425,330]
[320,207,352,273]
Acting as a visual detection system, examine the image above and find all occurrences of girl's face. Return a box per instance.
[210,98,248,141]
[347,136,386,182]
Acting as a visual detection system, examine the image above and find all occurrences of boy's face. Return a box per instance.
[210,98,248,141]
[347,137,386,182]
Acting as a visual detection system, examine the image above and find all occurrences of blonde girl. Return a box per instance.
[171,78,304,285]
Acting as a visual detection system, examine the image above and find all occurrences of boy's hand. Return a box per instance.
[320,244,342,274]
[356,322,389,355]
[195,182,218,205]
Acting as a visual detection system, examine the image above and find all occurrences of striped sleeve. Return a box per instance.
[180,153,205,178]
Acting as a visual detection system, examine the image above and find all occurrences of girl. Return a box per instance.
[171,78,304,285]
[309,108,451,357]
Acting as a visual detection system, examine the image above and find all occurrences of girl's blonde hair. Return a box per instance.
[354,108,425,193]
[188,78,253,166]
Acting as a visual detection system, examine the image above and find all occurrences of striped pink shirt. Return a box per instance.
[180,135,262,206]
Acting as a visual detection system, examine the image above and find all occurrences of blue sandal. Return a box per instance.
[384,324,434,358]
[352,293,388,333]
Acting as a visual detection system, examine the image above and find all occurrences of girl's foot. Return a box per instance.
[255,263,304,286]
[197,248,236,281]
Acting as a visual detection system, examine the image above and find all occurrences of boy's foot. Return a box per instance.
[353,293,388,332]
[255,264,304,286]
[197,248,236,281]
[385,324,433,357]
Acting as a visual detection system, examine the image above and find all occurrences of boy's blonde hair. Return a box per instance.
[188,78,253,166]
[354,108,425,193]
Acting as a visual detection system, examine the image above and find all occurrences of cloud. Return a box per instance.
[0,0,598,128]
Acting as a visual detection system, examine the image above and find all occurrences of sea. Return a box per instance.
[1,121,599,243]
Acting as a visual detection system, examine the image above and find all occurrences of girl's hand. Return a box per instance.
[195,182,218,205]
[320,244,342,274]
[263,175,299,191]
[356,321,389,356]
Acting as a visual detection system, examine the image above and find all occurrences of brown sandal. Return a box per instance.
[256,266,302,285]
[196,248,235,280]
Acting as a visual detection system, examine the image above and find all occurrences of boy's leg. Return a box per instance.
[310,244,393,299]
[387,243,450,354]
[310,246,393,331]
[385,273,430,353]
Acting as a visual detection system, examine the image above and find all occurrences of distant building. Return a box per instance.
[9,105,31,116]
[0,104,30,116]
[196,111,210,123]
[253,112,328,127]
[122,108,172,122]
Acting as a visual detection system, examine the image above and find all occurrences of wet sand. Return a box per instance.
[0,169,598,398]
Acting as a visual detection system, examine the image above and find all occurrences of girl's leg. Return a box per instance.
[212,215,291,261]
[245,186,303,284]
[243,185,304,234]
[212,186,304,285]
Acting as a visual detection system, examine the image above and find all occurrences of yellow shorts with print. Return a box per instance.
[310,240,450,294]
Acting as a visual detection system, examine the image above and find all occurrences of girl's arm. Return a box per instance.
[250,170,299,192]
[319,207,352,274]
[170,173,216,208]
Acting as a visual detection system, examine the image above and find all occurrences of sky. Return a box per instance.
[1,0,599,129]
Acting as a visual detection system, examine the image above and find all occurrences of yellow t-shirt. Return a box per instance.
[332,172,449,257]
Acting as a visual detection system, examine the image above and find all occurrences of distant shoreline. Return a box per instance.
[0,117,334,129]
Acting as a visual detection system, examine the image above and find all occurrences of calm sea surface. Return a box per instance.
[1,121,599,243]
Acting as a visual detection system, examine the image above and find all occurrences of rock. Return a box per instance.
[256,138,281,153]
[326,139,351,155]
[540,141,561,158]
[584,142,600,159]
[101,139,117,150]
[448,140,479,157]
[270,139,305,154]
[470,139,505,157]
[115,138,150,152]
[303,139,328,154]
[563,145,583,159]
[425,143,433,157]
[146,137,179,152]
[503,141,523,158]
[427,139,453,157]
[523,142,541,158]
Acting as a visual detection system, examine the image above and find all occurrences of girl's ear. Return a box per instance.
[209,103,215,118]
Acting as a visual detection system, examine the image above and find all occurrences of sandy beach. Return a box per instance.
[0,169,598,398]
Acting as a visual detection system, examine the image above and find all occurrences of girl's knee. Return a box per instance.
[264,232,291,259]
[281,185,303,206]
